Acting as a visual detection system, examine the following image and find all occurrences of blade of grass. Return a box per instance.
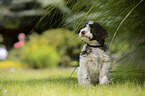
[109,0,143,49]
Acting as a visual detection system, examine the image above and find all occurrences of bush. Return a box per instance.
[8,28,81,68]
[24,45,60,69]
[41,28,82,66]
[24,28,82,67]
[0,60,21,69]
[8,32,61,69]
[8,47,24,62]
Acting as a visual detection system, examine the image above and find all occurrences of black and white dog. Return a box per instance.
[77,21,112,85]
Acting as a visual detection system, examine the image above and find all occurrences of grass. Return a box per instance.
[0,68,144,96]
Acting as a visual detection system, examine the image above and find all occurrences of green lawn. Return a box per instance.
[0,68,144,96]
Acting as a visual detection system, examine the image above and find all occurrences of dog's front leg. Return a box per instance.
[77,56,91,85]
[99,62,111,85]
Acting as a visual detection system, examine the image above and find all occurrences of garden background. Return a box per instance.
[0,0,145,96]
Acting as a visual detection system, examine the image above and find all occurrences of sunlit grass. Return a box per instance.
[0,68,144,96]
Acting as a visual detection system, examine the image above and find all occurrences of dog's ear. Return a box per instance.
[91,22,108,44]
[99,29,108,39]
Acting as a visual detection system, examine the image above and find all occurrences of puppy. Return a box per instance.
[77,21,112,85]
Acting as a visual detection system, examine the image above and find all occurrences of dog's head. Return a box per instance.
[79,21,108,46]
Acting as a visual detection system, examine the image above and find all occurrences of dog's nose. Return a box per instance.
[81,31,85,35]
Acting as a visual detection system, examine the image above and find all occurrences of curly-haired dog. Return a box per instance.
[77,21,112,85]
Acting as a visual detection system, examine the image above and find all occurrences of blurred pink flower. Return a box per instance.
[18,33,25,41]
[14,41,25,48]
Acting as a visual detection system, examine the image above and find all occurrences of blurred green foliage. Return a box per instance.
[8,28,82,68]
[41,28,82,67]
[0,35,5,47]
[0,60,21,69]
[110,36,130,57]
[8,42,60,69]
[24,45,60,69]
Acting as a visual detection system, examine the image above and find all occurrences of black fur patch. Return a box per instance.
[88,22,108,51]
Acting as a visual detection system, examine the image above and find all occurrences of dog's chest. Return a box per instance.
[81,45,107,60]
[80,45,110,74]
[85,48,104,70]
